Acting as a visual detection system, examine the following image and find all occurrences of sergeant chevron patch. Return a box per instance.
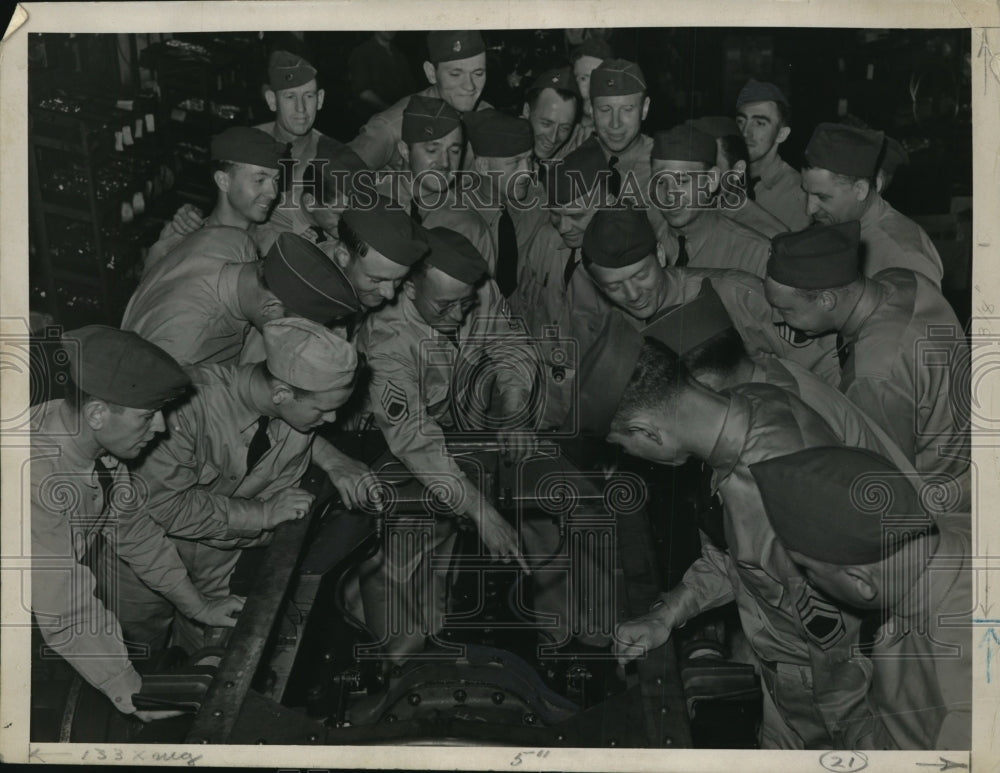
[380,381,410,424]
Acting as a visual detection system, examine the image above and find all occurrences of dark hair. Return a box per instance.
[610,338,691,430]
[718,133,750,168]
[337,216,369,259]
[682,328,749,380]
[211,159,237,176]
[526,85,582,118]
[775,101,792,128]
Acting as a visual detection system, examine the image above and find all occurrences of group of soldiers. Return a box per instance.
[31,29,970,750]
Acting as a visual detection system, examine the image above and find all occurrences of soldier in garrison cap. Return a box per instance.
[651,123,774,279]
[141,127,286,277]
[735,79,810,232]
[686,115,789,239]
[522,66,581,161]
[352,226,538,659]
[575,325,876,748]
[764,221,969,503]
[509,139,616,429]
[348,30,492,173]
[561,36,614,156]
[750,446,971,750]
[802,123,944,285]
[30,327,244,718]
[581,205,840,385]
[461,109,537,288]
[116,317,375,654]
[378,95,497,272]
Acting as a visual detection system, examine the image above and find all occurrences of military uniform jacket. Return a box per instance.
[726,197,789,239]
[857,515,971,750]
[509,219,614,428]
[839,269,968,485]
[348,85,492,172]
[122,226,258,367]
[355,281,533,512]
[132,364,313,596]
[651,266,841,385]
[751,154,809,231]
[657,210,772,278]
[860,194,944,286]
[30,401,205,710]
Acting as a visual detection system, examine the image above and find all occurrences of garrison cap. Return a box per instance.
[576,311,644,436]
[463,109,533,158]
[652,125,717,165]
[402,95,463,144]
[263,232,362,325]
[750,446,932,566]
[546,138,613,207]
[686,115,740,140]
[340,195,430,267]
[582,207,657,268]
[804,122,885,179]
[571,36,613,62]
[642,279,734,356]
[426,30,486,63]
[62,326,190,410]
[267,49,318,91]
[880,135,909,177]
[767,221,862,290]
[211,127,287,169]
[425,226,489,285]
[735,78,789,108]
[527,66,580,98]
[263,317,358,392]
[590,58,646,98]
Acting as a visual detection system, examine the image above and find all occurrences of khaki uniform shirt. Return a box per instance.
[752,154,810,231]
[860,194,944,286]
[122,226,258,366]
[30,401,204,710]
[726,197,789,239]
[657,210,772,278]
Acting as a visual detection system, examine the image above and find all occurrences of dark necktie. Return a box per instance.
[95,458,115,513]
[409,199,423,225]
[675,235,689,267]
[308,225,327,244]
[442,326,460,348]
[747,175,761,202]
[562,247,579,289]
[836,333,852,370]
[608,155,622,199]
[246,416,271,472]
[495,206,519,297]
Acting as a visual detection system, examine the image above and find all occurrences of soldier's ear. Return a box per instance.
[331,241,351,270]
[264,88,278,113]
[629,419,661,444]
[853,178,872,202]
[521,102,531,120]
[397,141,410,165]
[422,61,438,86]
[776,125,791,145]
[83,400,107,431]
[655,242,667,268]
[844,566,878,604]
[818,290,839,312]
[640,96,650,122]
[403,279,417,301]
[316,89,325,111]
[214,170,231,192]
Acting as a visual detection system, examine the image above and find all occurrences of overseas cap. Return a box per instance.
[880,135,909,177]
[652,125,717,165]
[263,317,358,392]
[340,195,429,267]
[767,221,862,290]
[750,446,932,566]
[527,66,580,98]
[211,127,287,169]
[735,78,790,108]
[576,310,644,436]
[686,115,740,140]
[545,138,612,207]
[583,207,657,268]
[263,232,362,325]
[804,122,886,179]
[267,49,317,91]
[572,36,613,62]
[402,95,463,144]
[642,279,734,356]
[426,30,486,63]
[590,58,646,98]
[62,326,190,410]
[425,226,489,285]
[463,109,533,157]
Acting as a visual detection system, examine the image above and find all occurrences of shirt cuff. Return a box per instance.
[100,664,143,715]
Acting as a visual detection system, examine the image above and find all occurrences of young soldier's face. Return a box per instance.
[588,254,669,321]
[409,267,479,328]
[429,54,487,113]
[592,93,649,153]
[573,55,604,118]
[278,383,354,433]
[735,100,788,163]
[527,89,577,159]
[94,405,166,459]
[763,278,832,337]
[343,247,410,309]
[801,168,869,226]
[549,198,598,249]
[224,163,281,223]
[652,160,718,230]
[407,127,464,195]
[266,79,324,138]
[478,151,534,204]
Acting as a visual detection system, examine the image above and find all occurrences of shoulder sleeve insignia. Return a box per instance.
[380,381,410,424]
